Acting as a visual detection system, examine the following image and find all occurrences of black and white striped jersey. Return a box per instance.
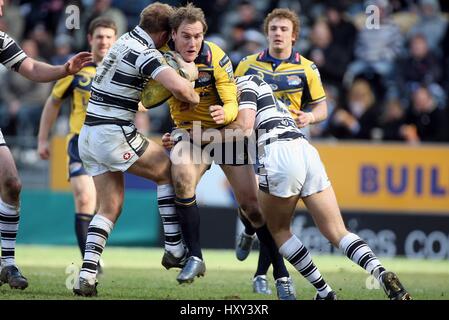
[235,75,303,144]
[85,26,169,125]
[0,31,27,71]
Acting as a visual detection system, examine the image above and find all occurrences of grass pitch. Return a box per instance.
[1,245,448,300]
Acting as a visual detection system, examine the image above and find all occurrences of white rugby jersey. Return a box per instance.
[0,31,27,71]
[85,26,169,125]
[236,75,303,144]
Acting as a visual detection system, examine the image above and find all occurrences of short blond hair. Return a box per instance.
[170,3,208,34]
[139,2,174,34]
[263,8,300,41]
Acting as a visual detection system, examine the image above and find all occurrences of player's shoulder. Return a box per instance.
[299,55,318,71]
[240,53,261,67]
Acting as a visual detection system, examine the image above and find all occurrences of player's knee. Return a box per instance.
[173,171,195,197]
[240,203,264,226]
[75,191,93,210]
[2,176,22,201]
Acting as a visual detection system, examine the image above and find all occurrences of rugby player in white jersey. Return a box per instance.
[73,2,199,297]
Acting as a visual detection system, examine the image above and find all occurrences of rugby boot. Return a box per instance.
[380,271,412,300]
[176,256,206,284]
[162,250,188,270]
[275,277,296,300]
[0,265,28,290]
[253,275,272,295]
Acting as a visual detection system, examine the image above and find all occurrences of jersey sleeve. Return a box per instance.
[237,80,258,111]
[234,57,250,77]
[305,63,326,105]
[51,75,75,101]
[0,32,28,71]
[136,48,170,79]
[212,46,238,124]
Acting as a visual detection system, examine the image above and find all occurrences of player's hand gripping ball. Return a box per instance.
[140,51,198,109]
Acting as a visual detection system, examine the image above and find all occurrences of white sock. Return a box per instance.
[0,197,19,267]
[279,235,333,298]
[339,232,385,281]
[158,184,184,258]
[79,214,114,281]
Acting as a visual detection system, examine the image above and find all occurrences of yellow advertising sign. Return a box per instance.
[312,142,449,213]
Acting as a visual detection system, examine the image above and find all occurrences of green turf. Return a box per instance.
[1,245,448,300]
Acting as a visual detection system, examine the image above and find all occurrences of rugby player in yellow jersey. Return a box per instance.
[159,5,296,298]
[37,17,117,270]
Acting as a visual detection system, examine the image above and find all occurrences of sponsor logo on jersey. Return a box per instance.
[123,152,132,160]
[219,55,230,67]
[286,75,301,86]
[198,71,212,83]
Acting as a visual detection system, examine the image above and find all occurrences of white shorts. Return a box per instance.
[257,138,331,198]
[0,129,5,146]
[78,124,149,177]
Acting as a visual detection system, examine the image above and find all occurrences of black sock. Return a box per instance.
[237,207,255,236]
[75,213,94,257]
[255,224,289,279]
[254,241,272,277]
[175,196,202,260]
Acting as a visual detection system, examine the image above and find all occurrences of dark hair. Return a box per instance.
[88,17,117,36]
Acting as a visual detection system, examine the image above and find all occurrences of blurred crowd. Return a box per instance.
[1,0,449,150]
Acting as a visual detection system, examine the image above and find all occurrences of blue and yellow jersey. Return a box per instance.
[51,62,96,135]
[235,49,326,119]
[166,41,238,129]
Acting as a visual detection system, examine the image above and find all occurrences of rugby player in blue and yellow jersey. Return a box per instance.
[159,5,294,298]
[37,17,117,268]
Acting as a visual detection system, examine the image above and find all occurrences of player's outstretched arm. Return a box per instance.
[18,52,93,82]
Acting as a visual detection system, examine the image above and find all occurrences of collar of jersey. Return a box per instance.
[131,26,155,47]
[257,49,301,65]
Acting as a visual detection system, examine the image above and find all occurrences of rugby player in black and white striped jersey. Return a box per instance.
[222,74,411,300]
[73,2,200,297]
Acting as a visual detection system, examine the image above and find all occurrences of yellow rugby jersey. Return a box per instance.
[51,63,96,135]
[235,50,326,119]
[166,41,238,129]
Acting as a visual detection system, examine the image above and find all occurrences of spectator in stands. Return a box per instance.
[324,2,356,58]
[330,79,380,140]
[307,20,351,90]
[402,85,449,143]
[85,0,127,37]
[230,29,266,67]
[408,0,447,54]
[344,0,403,99]
[400,33,442,88]
[379,99,407,141]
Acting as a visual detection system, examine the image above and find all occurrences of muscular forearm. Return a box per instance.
[309,100,328,124]
[38,97,61,142]
[19,59,69,82]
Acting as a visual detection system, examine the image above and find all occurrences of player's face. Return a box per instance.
[172,20,204,63]
[267,18,295,54]
[88,27,116,62]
